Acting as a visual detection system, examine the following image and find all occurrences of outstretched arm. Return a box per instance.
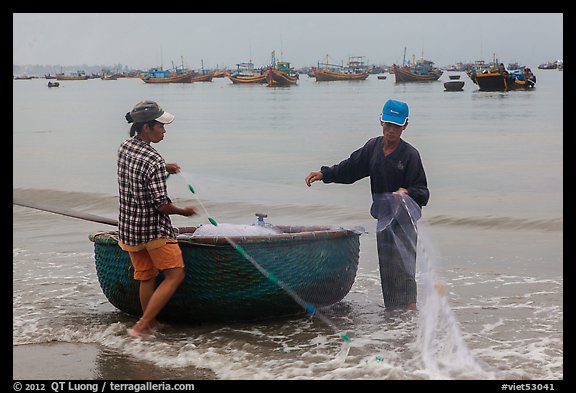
[157,203,197,217]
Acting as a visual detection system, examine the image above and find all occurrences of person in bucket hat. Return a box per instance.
[305,99,429,311]
[118,100,198,338]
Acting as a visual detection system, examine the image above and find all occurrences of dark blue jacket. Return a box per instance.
[320,136,430,216]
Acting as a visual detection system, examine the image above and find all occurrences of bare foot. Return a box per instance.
[126,327,155,340]
[127,319,156,339]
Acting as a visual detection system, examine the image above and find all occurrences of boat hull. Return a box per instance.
[142,72,195,83]
[190,73,214,82]
[266,69,298,86]
[56,75,88,80]
[393,65,443,82]
[90,226,360,323]
[443,81,464,91]
[314,69,370,81]
[471,72,534,91]
[226,73,267,84]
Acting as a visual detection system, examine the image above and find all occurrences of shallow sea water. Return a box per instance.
[13,70,562,380]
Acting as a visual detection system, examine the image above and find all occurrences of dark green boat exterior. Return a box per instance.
[89,226,360,323]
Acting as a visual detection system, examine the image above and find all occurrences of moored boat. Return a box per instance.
[190,60,215,82]
[101,73,118,80]
[56,70,89,80]
[226,72,267,84]
[190,72,214,82]
[265,52,298,87]
[393,59,443,82]
[89,225,361,323]
[538,61,558,70]
[443,80,464,91]
[314,55,370,82]
[142,67,196,83]
[226,61,268,84]
[315,69,370,81]
[266,68,298,86]
[468,65,536,91]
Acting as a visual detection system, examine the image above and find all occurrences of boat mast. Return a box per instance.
[402,47,406,66]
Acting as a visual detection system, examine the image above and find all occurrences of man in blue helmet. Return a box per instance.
[305,99,429,310]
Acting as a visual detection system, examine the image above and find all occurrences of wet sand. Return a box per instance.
[13,342,217,380]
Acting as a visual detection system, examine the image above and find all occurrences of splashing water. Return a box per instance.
[373,193,495,379]
[415,221,496,379]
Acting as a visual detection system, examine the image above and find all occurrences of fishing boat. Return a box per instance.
[314,55,370,82]
[226,62,268,84]
[90,224,361,323]
[265,51,298,87]
[392,55,443,82]
[190,72,214,82]
[392,48,442,82]
[141,67,196,83]
[393,62,443,82]
[468,65,536,91]
[190,60,215,82]
[56,70,89,80]
[538,61,558,70]
[101,73,118,80]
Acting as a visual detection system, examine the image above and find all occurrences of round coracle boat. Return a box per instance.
[89,225,361,323]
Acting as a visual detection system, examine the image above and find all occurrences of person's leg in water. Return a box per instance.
[376,218,417,310]
[129,267,184,337]
[127,242,185,337]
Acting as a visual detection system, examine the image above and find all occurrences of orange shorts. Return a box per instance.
[126,241,184,281]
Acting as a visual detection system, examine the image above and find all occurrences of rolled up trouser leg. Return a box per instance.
[376,220,417,308]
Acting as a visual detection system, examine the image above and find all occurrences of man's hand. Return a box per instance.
[305,171,323,187]
[165,163,181,174]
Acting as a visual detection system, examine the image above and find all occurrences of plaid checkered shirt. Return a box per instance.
[117,137,176,245]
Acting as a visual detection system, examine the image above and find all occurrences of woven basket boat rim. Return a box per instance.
[89,225,361,245]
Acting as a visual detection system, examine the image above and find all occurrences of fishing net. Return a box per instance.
[370,193,421,308]
[191,223,283,237]
[371,192,492,377]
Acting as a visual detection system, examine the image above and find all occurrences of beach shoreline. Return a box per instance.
[13,342,217,380]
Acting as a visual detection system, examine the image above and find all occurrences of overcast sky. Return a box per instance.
[13,13,563,69]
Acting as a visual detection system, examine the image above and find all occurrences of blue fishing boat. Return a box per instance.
[142,66,196,83]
